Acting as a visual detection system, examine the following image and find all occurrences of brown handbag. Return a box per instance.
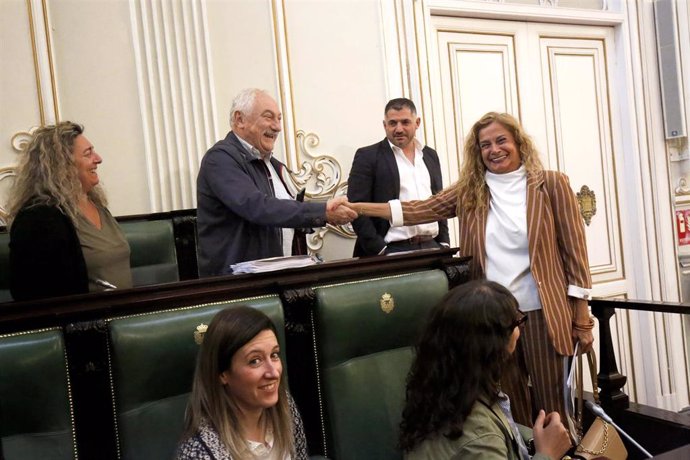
[574,350,628,460]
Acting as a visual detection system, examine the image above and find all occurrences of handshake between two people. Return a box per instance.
[325,196,358,225]
[324,197,390,225]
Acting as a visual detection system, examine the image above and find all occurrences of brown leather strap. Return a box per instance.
[576,350,600,435]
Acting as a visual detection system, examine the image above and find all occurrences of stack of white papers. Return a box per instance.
[230,255,320,274]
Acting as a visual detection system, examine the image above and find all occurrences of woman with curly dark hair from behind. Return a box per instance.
[400,280,571,459]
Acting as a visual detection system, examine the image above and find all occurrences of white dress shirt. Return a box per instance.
[237,135,294,257]
[384,139,439,244]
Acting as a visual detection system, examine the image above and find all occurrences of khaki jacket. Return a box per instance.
[405,398,552,460]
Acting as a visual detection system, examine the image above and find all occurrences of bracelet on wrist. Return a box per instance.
[572,317,595,331]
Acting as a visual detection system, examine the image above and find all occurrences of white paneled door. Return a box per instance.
[432,17,625,293]
[426,16,685,409]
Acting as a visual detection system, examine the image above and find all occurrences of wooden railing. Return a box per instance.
[590,298,690,458]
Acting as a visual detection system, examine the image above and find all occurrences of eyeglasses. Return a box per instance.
[509,310,528,330]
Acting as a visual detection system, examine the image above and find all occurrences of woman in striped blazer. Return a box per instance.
[349,112,594,433]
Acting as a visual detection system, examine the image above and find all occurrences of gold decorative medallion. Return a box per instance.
[576,185,597,226]
[193,323,208,345]
[380,293,395,314]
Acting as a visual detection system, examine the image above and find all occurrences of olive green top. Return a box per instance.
[77,206,132,292]
[405,398,552,460]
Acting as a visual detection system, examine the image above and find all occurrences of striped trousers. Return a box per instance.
[501,309,572,431]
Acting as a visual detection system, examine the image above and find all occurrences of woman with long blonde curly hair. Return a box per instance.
[348,112,593,433]
[456,112,544,213]
[8,121,131,301]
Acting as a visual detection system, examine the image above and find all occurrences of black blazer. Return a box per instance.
[9,203,89,301]
[347,138,449,256]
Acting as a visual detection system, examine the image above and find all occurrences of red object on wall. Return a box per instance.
[677,210,690,246]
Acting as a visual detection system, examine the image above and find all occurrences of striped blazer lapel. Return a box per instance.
[476,195,489,275]
[526,170,545,264]
[459,197,487,277]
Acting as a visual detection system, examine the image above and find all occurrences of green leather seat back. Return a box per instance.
[108,295,286,460]
[313,270,448,460]
[0,232,12,302]
[0,329,76,460]
[119,220,179,287]
[326,347,414,460]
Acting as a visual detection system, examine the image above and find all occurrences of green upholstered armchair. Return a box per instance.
[312,270,449,460]
[107,295,286,460]
[119,220,179,287]
[0,328,77,459]
[0,232,10,302]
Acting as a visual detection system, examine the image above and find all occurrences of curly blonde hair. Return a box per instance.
[8,121,106,226]
[456,112,543,212]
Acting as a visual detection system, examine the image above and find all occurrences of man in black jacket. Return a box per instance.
[347,98,449,256]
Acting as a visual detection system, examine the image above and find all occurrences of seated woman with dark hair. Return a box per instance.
[177,306,308,459]
[8,121,132,300]
[400,280,572,460]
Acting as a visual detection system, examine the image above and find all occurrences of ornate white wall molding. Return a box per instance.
[270,0,298,169]
[1,128,38,225]
[424,0,622,25]
[379,0,412,101]
[128,0,218,211]
[10,129,37,154]
[27,0,59,124]
[0,167,18,225]
[280,131,354,253]
[283,131,342,198]
[266,2,353,252]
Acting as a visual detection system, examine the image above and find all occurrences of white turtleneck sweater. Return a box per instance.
[484,165,542,312]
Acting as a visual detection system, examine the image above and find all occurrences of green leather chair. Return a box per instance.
[119,219,179,287]
[312,270,449,460]
[0,232,11,302]
[107,295,287,460]
[0,328,76,459]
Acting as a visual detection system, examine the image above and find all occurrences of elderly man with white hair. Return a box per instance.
[196,88,356,277]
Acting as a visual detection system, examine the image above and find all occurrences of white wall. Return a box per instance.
[50,0,149,215]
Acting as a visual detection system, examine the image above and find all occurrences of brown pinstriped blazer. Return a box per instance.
[401,169,591,355]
